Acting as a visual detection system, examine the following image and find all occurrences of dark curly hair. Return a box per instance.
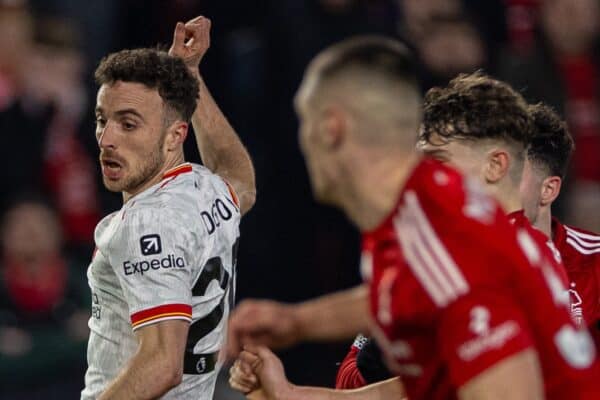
[527,103,574,179]
[420,72,533,151]
[94,48,199,122]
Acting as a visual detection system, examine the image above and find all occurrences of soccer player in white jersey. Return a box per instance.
[81,17,255,399]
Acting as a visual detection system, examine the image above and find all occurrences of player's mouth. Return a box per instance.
[101,158,124,180]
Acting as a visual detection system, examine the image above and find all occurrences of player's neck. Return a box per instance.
[122,154,186,203]
[342,151,420,231]
[533,206,553,238]
[489,182,523,216]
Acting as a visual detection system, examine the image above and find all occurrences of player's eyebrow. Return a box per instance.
[114,108,145,122]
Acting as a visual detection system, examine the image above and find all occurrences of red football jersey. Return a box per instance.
[553,219,600,337]
[335,335,368,389]
[362,159,600,400]
[507,210,570,287]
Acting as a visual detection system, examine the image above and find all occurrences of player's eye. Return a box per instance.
[95,116,106,127]
[122,121,137,131]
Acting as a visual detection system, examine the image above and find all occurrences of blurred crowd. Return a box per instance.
[0,0,598,398]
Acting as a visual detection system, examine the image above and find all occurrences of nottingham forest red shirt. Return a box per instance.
[361,158,600,400]
[553,218,600,338]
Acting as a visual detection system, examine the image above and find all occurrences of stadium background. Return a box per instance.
[0,0,598,398]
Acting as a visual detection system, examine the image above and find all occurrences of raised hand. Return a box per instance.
[168,16,211,77]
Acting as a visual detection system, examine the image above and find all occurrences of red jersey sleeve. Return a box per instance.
[402,161,536,386]
[438,289,534,387]
[335,336,368,389]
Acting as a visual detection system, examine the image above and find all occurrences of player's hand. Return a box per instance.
[230,346,294,400]
[168,16,211,77]
[229,355,260,394]
[227,300,300,359]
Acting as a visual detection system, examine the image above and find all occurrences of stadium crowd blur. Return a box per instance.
[0,0,598,398]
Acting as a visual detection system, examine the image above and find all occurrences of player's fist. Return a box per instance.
[168,16,211,77]
[229,355,260,394]
[230,346,293,400]
[226,300,300,359]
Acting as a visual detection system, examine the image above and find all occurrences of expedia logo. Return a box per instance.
[123,254,185,276]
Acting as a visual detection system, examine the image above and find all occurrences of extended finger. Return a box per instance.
[169,22,186,54]
[185,15,208,25]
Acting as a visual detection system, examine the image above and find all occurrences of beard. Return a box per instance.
[120,148,164,193]
[102,130,167,194]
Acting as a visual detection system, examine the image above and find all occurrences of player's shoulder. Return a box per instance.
[403,158,499,226]
[554,218,600,263]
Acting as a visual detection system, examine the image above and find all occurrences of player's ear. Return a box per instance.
[319,105,346,150]
[165,121,189,151]
[540,175,561,206]
[484,149,510,184]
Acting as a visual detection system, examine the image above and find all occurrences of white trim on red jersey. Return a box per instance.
[394,191,469,307]
[565,226,600,255]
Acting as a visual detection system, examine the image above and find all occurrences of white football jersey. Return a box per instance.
[82,163,241,399]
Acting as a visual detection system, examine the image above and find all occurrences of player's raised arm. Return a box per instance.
[169,16,256,215]
[227,284,370,358]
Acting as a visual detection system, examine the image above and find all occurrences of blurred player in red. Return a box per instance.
[521,103,600,340]
[227,37,600,400]
[338,73,584,395]
[334,97,588,393]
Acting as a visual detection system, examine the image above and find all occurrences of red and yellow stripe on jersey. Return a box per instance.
[130,303,192,331]
[163,163,193,179]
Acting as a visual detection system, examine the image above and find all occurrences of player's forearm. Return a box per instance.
[191,74,256,214]
[98,348,181,400]
[292,285,369,342]
[277,378,405,400]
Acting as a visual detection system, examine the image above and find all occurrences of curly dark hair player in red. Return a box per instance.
[520,103,600,345]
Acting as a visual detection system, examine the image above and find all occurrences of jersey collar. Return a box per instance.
[162,162,193,180]
[551,216,567,246]
[507,209,526,225]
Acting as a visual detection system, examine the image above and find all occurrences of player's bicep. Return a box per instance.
[457,348,544,400]
[135,319,190,369]
[438,291,534,388]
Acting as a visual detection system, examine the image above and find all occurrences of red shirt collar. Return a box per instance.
[551,216,567,246]
[507,209,526,224]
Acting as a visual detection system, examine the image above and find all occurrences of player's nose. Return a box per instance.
[98,121,117,149]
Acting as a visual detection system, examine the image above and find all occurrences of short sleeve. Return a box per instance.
[438,289,534,387]
[107,208,202,331]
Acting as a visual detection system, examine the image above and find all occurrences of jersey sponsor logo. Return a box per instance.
[123,254,185,276]
[458,319,520,361]
[140,234,162,255]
